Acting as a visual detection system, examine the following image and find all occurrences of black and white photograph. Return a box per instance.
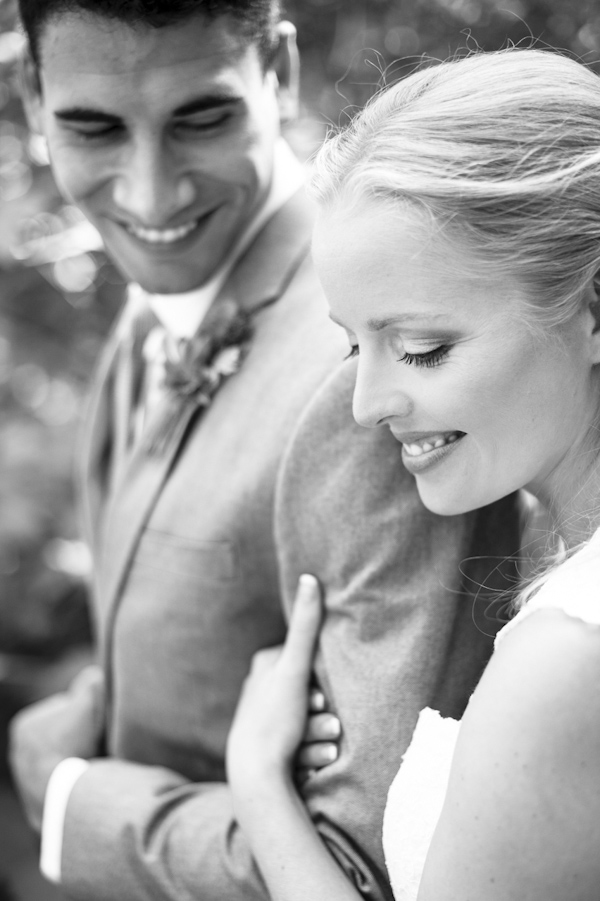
[1,1,600,899]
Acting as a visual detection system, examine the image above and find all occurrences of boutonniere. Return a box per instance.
[143,299,253,456]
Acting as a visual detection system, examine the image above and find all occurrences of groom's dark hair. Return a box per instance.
[19,0,282,68]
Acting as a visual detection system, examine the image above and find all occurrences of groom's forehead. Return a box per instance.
[36,8,253,78]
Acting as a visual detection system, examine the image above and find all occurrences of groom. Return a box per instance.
[9,1,521,899]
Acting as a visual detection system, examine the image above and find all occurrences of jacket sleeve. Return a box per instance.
[58,360,520,901]
[274,360,521,900]
[60,763,270,900]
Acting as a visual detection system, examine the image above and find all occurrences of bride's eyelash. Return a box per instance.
[344,344,451,367]
[398,345,451,368]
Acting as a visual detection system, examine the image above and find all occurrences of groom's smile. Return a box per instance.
[123,218,205,246]
[115,207,221,255]
[26,9,284,294]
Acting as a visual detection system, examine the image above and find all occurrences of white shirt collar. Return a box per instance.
[133,138,305,340]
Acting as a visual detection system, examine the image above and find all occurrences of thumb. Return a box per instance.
[280,574,323,680]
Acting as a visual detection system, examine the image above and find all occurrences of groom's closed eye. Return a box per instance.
[172,96,243,134]
[55,108,124,139]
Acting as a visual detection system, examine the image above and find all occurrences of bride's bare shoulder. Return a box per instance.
[416,607,600,901]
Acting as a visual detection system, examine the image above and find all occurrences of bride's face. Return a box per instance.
[313,199,600,516]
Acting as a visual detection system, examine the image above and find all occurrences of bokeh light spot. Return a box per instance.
[53,253,98,293]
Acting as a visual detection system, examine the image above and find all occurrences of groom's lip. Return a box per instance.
[113,208,218,252]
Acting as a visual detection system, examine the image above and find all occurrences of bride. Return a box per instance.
[226,48,600,900]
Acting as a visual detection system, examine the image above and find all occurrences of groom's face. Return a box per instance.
[26,11,284,293]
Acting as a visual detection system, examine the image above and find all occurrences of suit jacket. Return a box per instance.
[59,191,521,900]
[277,362,521,899]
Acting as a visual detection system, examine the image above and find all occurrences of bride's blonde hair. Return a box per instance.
[311,48,600,331]
[312,48,600,608]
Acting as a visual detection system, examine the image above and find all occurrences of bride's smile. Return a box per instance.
[314,199,600,517]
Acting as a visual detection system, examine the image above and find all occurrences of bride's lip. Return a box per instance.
[391,430,461,444]
[392,430,466,475]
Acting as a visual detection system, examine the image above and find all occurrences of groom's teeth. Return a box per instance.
[127,221,198,244]
[403,432,461,456]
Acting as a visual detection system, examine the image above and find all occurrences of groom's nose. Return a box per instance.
[112,140,196,226]
[352,357,414,429]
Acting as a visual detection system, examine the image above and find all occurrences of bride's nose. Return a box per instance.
[352,355,414,428]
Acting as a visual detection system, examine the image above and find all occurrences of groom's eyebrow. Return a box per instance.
[173,96,242,117]
[55,107,122,124]
[54,95,241,124]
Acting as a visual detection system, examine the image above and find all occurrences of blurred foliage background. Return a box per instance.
[0,0,598,897]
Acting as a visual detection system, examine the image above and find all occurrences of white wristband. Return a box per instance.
[40,757,90,883]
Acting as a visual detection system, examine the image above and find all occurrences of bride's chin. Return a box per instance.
[415,482,482,518]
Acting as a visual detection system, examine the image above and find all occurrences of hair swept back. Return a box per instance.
[312,48,600,330]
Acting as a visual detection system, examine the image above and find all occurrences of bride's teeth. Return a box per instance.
[403,432,462,455]
[404,444,423,456]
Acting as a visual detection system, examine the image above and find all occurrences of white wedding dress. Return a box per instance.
[382,529,600,901]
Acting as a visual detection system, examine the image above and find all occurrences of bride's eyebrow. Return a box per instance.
[365,313,446,332]
[328,311,450,333]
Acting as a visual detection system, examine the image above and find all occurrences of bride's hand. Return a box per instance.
[227,574,339,791]
[296,687,341,783]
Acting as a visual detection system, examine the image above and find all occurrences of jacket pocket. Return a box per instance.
[132,528,239,584]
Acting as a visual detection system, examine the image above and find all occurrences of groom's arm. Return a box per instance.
[47,362,518,901]
[275,361,521,899]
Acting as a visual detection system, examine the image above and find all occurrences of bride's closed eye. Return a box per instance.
[399,345,451,368]
[344,344,451,367]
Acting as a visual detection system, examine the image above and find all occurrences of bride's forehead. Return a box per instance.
[313,204,465,290]
[316,223,536,337]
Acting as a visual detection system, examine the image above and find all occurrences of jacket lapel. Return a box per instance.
[228,188,314,314]
[78,332,118,559]
[96,189,315,655]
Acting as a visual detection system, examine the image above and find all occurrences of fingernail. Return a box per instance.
[311,690,325,710]
[327,716,341,738]
[299,574,318,590]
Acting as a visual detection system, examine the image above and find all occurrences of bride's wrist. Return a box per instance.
[229,744,295,787]
[230,755,295,793]
[230,766,299,828]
